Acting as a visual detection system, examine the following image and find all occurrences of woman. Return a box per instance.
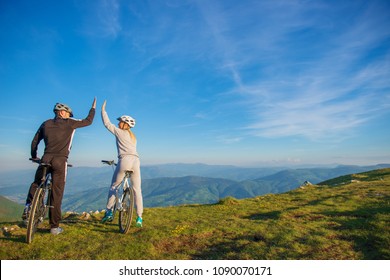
[101,100,143,227]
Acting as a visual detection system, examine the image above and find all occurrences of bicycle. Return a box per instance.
[26,158,72,244]
[102,160,135,234]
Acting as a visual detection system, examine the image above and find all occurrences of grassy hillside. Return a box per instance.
[0,196,24,222]
[1,168,389,260]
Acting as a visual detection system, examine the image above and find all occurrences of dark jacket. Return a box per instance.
[31,108,95,158]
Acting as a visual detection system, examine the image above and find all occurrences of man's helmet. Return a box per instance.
[117,115,136,128]
[53,103,73,117]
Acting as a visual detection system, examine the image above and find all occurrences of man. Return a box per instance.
[22,98,96,235]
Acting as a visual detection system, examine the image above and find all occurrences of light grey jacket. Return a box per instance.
[102,110,138,158]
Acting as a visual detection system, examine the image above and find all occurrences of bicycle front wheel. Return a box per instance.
[26,188,48,243]
[118,188,135,234]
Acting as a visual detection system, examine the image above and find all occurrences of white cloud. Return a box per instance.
[79,0,121,39]
[216,135,243,144]
[98,0,121,38]
[197,0,390,141]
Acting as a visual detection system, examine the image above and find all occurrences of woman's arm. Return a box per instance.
[101,100,117,134]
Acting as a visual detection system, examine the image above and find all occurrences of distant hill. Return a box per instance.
[0,163,281,204]
[62,176,238,211]
[139,163,286,180]
[0,196,24,222]
[1,168,389,260]
[62,164,390,212]
[1,163,389,212]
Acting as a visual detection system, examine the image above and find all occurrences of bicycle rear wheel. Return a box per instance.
[26,187,49,243]
[118,188,135,234]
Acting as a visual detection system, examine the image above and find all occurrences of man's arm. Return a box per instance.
[71,97,96,129]
[31,124,44,159]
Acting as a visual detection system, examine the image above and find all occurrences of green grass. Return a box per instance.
[0,196,24,222]
[1,168,389,260]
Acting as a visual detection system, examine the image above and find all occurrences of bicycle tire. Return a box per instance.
[118,188,135,234]
[26,187,48,243]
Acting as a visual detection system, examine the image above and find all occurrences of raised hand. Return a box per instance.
[92,97,97,109]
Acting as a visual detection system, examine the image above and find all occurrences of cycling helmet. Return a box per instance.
[117,115,136,128]
[53,103,73,117]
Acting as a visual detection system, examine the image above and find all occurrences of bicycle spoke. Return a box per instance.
[118,188,135,234]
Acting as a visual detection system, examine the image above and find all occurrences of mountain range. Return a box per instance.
[1,163,389,212]
[1,167,389,260]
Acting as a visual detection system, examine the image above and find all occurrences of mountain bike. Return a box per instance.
[26,159,72,244]
[102,160,135,234]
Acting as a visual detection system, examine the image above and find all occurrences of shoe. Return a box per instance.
[21,204,30,225]
[101,209,113,223]
[50,227,64,235]
[136,216,143,227]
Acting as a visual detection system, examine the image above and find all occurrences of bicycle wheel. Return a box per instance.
[26,187,48,243]
[118,188,135,234]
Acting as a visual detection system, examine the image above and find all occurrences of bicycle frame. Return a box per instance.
[102,160,135,234]
[26,159,72,243]
[115,171,131,211]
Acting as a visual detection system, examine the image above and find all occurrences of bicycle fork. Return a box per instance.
[116,186,129,212]
[116,193,124,211]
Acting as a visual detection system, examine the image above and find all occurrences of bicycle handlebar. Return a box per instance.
[29,158,72,167]
[102,160,116,166]
[29,158,41,164]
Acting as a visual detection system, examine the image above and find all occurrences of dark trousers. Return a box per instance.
[26,155,68,228]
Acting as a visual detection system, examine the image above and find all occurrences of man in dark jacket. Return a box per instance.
[22,98,96,235]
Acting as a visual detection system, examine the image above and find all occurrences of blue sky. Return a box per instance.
[1,0,389,171]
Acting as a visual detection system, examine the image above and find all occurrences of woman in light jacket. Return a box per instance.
[101,100,143,227]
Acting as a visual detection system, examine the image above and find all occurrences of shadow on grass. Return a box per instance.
[246,211,281,220]
[191,233,278,260]
[0,221,50,244]
[0,235,26,244]
[320,204,389,259]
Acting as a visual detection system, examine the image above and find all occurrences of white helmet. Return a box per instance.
[117,115,136,128]
[53,103,73,117]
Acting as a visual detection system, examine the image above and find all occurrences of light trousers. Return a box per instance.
[106,155,143,217]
